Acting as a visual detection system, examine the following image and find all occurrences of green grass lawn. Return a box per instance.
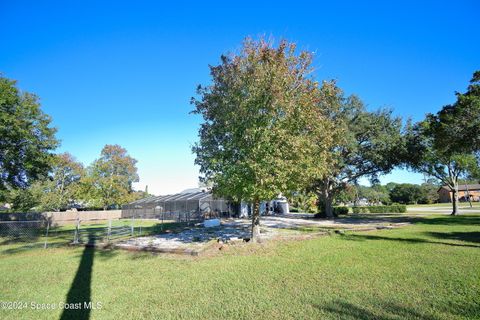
[407,202,480,208]
[1,215,479,320]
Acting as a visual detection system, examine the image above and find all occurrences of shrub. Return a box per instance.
[314,206,349,218]
[352,206,368,214]
[333,206,349,215]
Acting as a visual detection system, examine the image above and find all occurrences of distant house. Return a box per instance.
[0,203,11,211]
[437,184,480,203]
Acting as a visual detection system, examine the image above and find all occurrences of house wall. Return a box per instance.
[437,188,480,203]
[464,190,480,201]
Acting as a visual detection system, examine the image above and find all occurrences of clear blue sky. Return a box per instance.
[1,1,479,195]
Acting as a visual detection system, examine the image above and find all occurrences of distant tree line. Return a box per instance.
[0,75,149,212]
[342,182,440,206]
[290,180,465,213]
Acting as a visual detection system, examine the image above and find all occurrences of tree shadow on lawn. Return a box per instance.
[138,221,204,236]
[426,231,480,245]
[314,299,440,320]
[410,215,480,226]
[340,233,480,248]
[0,241,70,255]
[344,214,480,227]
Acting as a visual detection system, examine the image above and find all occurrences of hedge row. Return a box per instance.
[314,206,349,218]
[333,206,349,215]
[352,205,406,214]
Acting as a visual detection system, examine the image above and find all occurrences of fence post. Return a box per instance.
[107,219,112,243]
[74,219,80,244]
[131,214,135,236]
[44,221,50,249]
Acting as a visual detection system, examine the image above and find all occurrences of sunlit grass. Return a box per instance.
[0,214,479,319]
[407,202,480,208]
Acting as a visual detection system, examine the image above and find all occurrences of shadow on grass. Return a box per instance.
[342,214,480,227]
[426,231,480,245]
[411,215,480,226]
[138,221,199,236]
[60,233,95,320]
[0,241,70,255]
[314,299,439,320]
[340,233,480,248]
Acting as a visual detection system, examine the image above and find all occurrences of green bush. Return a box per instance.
[333,206,349,215]
[352,206,369,214]
[351,205,406,214]
[314,206,349,218]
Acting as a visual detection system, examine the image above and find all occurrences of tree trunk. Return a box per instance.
[465,184,473,208]
[251,199,261,242]
[451,185,459,216]
[317,179,334,219]
[324,194,334,219]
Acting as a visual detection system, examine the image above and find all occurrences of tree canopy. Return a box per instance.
[311,83,404,218]
[192,38,335,240]
[9,153,85,211]
[0,75,58,199]
[405,120,478,214]
[405,71,480,215]
[83,144,139,210]
[425,71,480,155]
[37,153,85,211]
[406,71,480,215]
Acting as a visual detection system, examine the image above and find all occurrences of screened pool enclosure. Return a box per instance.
[122,190,236,222]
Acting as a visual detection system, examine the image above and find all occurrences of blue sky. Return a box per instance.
[1,1,479,195]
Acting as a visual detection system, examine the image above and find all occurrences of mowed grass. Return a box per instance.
[1,215,479,320]
[407,202,480,208]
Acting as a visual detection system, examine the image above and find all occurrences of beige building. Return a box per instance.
[437,184,480,203]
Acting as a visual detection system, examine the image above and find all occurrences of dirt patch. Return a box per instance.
[113,216,410,255]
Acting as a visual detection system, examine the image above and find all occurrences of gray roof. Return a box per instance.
[179,188,205,194]
[125,190,214,208]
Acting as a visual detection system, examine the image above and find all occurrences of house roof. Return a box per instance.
[439,184,480,192]
[123,190,215,209]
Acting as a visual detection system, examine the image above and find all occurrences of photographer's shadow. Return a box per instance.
[59,233,95,320]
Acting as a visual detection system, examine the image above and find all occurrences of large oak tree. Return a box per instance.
[311,83,404,218]
[0,75,58,200]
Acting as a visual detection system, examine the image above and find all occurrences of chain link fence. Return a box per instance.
[122,199,235,221]
[0,210,197,250]
[0,220,53,249]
